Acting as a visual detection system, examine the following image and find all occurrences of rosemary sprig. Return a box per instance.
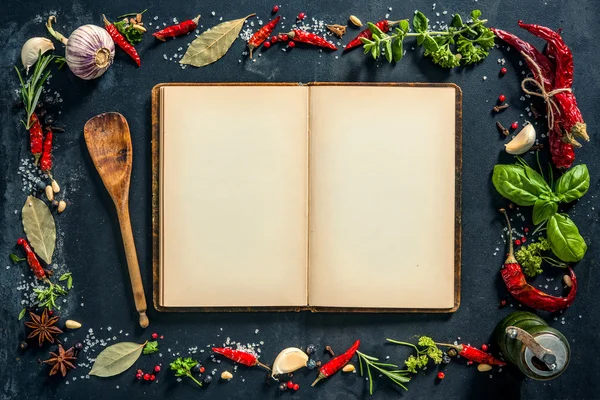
[33,281,68,310]
[15,52,56,129]
[357,350,410,395]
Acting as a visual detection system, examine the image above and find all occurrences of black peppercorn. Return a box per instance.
[74,342,84,351]
[306,344,316,355]
[192,363,201,373]
[19,341,28,350]
[203,375,212,385]
[279,382,287,391]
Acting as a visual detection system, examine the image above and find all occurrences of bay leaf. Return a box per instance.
[180,14,255,67]
[89,341,147,377]
[21,195,56,264]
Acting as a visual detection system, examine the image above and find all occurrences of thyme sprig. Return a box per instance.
[361,9,494,68]
[15,52,56,129]
[357,350,410,395]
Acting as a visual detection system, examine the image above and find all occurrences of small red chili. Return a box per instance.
[297,12,306,20]
[212,347,270,370]
[39,127,53,173]
[499,94,506,102]
[103,15,141,67]
[481,344,489,352]
[437,372,445,379]
[511,122,519,130]
[312,340,360,386]
[28,113,43,165]
[345,20,401,51]
[500,67,507,75]
[436,343,506,366]
[247,16,280,58]
[286,381,294,389]
[17,238,47,280]
[288,40,295,48]
[153,15,200,41]
[272,5,279,13]
[287,30,337,50]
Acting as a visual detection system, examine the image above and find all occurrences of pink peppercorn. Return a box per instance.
[288,40,295,48]
[293,383,300,391]
[481,344,489,351]
[272,5,279,13]
[511,121,519,130]
[263,41,271,48]
[297,12,306,20]
[500,67,507,75]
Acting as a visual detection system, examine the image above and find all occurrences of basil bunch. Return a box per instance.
[492,160,589,262]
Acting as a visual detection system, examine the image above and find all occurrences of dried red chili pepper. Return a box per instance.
[311,340,359,386]
[17,238,47,280]
[286,30,337,50]
[518,21,588,144]
[247,16,280,58]
[500,209,577,312]
[28,113,44,165]
[103,15,141,67]
[152,15,200,41]
[549,122,575,169]
[345,20,394,51]
[436,343,506,366]
[39,127,53,173]
[212,347,270,370]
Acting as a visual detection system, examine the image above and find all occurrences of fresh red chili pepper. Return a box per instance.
[247,16,280,58]
[153,15,200,41]
[518,21,588,144]
[39,127,53,173]
[212,347,270,370]
[17,238,47,280]
[103,15,141,67]
[500,209,577,312]
[28,113,44,165]
[345,20,395,51]
[286,29,337,50]
[311,340,359,386]
[438,343,506,366]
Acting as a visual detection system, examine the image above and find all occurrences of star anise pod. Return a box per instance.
[24,309,63,346]
[43,344,77,377]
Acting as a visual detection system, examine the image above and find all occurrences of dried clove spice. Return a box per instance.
[326,24,347,37]
[529,144,544,151]
[496,121,510,136]
[493,103,510,113]
[324,345,335,357]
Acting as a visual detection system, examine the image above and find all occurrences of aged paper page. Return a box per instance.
[308,85,457,309]
[160,85,308,307]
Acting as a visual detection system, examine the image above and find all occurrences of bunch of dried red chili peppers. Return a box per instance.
[493,22,589,169]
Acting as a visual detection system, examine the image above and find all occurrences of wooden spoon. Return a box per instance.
[83,112,149,328]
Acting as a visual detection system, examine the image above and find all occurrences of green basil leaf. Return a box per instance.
[392,38,404,62]
[555,164,590,203]
[413,11,429,33]
[547,214,587,262]
[532,199,558,225]
[399,20,410,33]
[422,35,439,52]
[451,14,463,28]
[492,164,549,206]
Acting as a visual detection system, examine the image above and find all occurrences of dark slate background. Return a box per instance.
[1,0,599,399]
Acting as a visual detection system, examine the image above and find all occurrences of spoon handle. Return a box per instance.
[116,206,149,328]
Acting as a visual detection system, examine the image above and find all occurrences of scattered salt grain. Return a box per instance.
[211,11,216,16]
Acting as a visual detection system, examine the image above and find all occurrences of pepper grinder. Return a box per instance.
[494,311,570,380]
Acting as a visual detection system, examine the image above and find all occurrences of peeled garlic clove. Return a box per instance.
[505,123,536,155]
[65,320,82,329]
[477,363,492,372]
[220,370,233,380]
[342,364,355,372]
[271,347,309,378]
[21,37,55,73]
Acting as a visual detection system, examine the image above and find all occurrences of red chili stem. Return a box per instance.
[312,340,359,386]
[248,16,280,58]
[287,29,337,50]
[152,15,200,41]
[103,14,141,67]
[29,113,43,165]
[39,127,53,173]
[17,238,47,280]
[499,209,577,312]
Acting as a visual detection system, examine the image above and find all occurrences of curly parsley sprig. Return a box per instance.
[170,357,202,387]
[515,238,568,277]
[387,336,443,373]
[361,10,494,68]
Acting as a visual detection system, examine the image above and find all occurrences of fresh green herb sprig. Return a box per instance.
[357,350,410,395]
[15,52,56,129]
[387,336,443,373]
[143,341,159,355]
[361,10,494,68]
[492,159,589,262]
[10,253,26,264]
[59,272,73,289]
[33,281,68,310]
[170,357,202,387]
[515,238,567,277]
[114,18,144,45]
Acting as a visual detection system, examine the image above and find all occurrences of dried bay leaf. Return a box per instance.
[180,14,255,67]
[89,341,147,377]
[22,195,56,264]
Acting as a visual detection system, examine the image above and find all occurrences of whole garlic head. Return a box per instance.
[505,123,536,155]
[21,37,55,73]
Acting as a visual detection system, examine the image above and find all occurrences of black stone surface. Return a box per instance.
[1,1,599,399]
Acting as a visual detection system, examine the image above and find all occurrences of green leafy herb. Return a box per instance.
[515,238,567,277]
[555,164,590,203]
[18,308,27,321]
[547,214,587,262]
[10,253,26,264]
[356,351,410,395]
[492,161,551,206]
[59,272,73,290]
[532,198,558,225]
[361,9,494,68]
[387,336,443,373]
[33,281,68,310]
[114,19,144,45]
[143,341,159,355]
[170,357,202,387]
[15,52,56,129]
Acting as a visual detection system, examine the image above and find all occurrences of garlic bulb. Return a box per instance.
[505,123,536,155]
[271,347,309,378]
[21,37,55,73]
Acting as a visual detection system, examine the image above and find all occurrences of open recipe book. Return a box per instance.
[151,83,462,312]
